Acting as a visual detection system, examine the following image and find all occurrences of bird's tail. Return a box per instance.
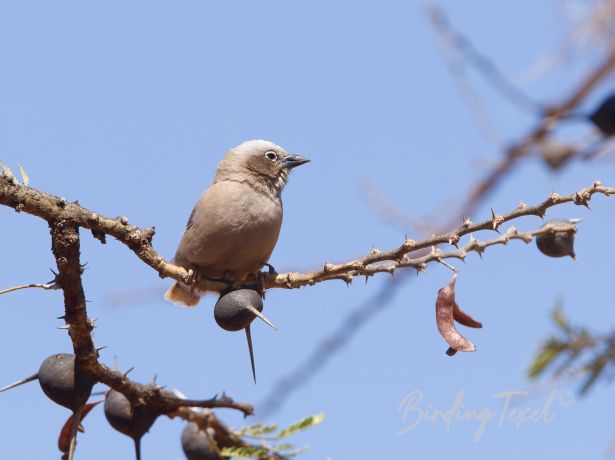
[164,282,201,307]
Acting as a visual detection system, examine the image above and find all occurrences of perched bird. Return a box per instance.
[165,140,309,306]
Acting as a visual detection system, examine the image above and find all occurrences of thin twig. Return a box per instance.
[1,174,612,293]
[67,406,82,460]
[0,282,58,296]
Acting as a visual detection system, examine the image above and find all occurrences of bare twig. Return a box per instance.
[67,407,82,460]
[0,282,58,296]
[1,174,612,294]
[265,181,612,288]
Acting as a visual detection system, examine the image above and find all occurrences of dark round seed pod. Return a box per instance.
[214,289,264,332]
[181,422,220,460]
[589,93,615,136]
[38,353,96,411]
[104,389,158,460]
[536,220,577,258]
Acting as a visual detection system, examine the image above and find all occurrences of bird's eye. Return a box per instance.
[264,151,278,161]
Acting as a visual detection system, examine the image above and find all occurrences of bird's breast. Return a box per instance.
[175,181,283,279]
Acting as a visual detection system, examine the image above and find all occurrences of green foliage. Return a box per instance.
[239,422,278,437]
[277,413,325,439]
[529,304,615,395]
[528,337,565,378]
[0,162,30,186]
[228,413,325,458]
[277,445,310,457]
[220,446,270,458]
[0,162,14,178]
[17,165,29,186]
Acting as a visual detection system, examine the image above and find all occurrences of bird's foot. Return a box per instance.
[263,262,277,275]
[186,268,200,295]
[255,271,269,299]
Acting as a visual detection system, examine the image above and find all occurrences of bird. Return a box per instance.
[164,140,310,306]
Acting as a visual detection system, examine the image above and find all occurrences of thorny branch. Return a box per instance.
[12,198,268,458]
[50,221,253,415]
[0,7,611,459]
[52,231,253,407]
[1,173,613,295]
[260,9,615,419]
[3,171,613,430]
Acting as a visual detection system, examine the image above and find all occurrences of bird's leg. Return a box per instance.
[253,273,268,298]
[250,262,276,298]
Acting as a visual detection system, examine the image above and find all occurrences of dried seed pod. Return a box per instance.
[589,93,615,136]
[181,422,221,460]
[435,274,478,355]
[104,389,159,460]
[38,353,96,412]
[214,289,276,383]
[58,401,101,455]
[535,219,578,259]
[453,303,483,329]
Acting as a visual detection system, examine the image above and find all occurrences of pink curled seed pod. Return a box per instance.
[435,274,477,354]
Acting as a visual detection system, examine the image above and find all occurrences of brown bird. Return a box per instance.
[165,140,310,306]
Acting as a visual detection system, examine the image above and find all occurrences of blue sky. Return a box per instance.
[1,1,614,459]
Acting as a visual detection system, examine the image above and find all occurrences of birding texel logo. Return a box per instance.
[397,388,574,442]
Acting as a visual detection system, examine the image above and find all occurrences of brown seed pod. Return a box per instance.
[535,219,578,259]
[58,401,101,455]
[453,303,483,329]
[435,273,479,355]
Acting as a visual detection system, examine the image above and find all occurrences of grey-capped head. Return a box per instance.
[214,140,309,193]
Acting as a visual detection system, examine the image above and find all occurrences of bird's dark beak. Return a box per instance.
[282,154,310,169]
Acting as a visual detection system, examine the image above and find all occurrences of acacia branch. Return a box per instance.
[270,181,613,288]
[1,173,613,294]
[43,215,255,457]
